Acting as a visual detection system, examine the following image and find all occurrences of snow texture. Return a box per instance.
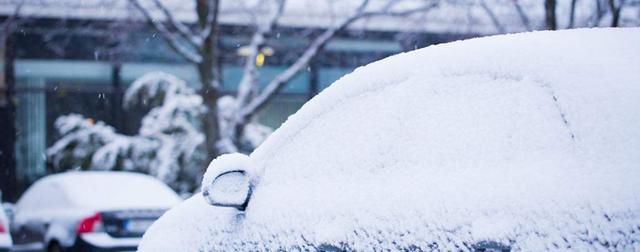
[140,28,640,251]
[28,171,181,210]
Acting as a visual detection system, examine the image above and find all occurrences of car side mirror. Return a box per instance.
[201,153,257,211]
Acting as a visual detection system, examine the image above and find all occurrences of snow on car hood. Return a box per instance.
[140,28,640,251]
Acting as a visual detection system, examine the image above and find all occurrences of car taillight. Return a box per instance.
[76,213,103,234]
[0,221,5,233]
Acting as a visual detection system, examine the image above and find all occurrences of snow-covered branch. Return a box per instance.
[239,0,439,120]
[197,0,219,44]
[235,0,287,107]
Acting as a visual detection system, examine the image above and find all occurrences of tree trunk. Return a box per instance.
[201,84,220,160]
[568,0,578,28]
[608,0,622,27]
[545,0,557,30]
[198,20,220,161]
[197,0,222,160]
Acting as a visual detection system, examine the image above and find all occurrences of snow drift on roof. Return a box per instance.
[47,171,181,210]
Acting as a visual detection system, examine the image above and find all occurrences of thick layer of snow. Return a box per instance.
[140,28,640,251]
[201,153,258,206]
[34,171,181,210]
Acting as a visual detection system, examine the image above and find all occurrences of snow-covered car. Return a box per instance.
[10,171,181,252]
[139,28,640,251]
[0,201,12,252]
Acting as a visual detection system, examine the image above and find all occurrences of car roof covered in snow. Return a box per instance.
[140,28,640,251]
[19,171,181,211]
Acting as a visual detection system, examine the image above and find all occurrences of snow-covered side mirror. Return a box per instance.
[201,153,257,211]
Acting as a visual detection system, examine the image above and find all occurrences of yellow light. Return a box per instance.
[261,47,274,56]
[256,52,265,67]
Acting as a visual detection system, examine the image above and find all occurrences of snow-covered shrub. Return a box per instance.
[48,72,274,192]
[47,72,207,192]
[46,114,125,172]
[125,72,207,190]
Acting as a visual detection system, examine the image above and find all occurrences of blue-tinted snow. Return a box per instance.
[139,28,640,251]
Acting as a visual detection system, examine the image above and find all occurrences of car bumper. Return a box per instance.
[0,235,11,251]
[71,233,140,252]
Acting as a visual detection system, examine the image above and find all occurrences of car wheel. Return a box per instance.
[48,241,63,252]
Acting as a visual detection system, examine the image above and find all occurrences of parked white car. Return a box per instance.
[140,28,640,251]
[9,171,181,252]
[0,200,12,252]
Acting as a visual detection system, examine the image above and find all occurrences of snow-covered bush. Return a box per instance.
[47,72,207,192]
[47,72,274,192]
[124,72,207,190]
[46,114,129,172]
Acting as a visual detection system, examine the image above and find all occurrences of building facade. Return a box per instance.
[0,2,473,200]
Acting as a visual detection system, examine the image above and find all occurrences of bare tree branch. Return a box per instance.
[567,0,578,28]
[589,0,609,27]
[1,0,25,107]
[609,0,626,27]
[129,0,202,63]
[545,0,557,30]
[150,0,202,47]
[511,0,532,31]
[1,0,25,37]
[198,0,219,42]
[480,0,506,33]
